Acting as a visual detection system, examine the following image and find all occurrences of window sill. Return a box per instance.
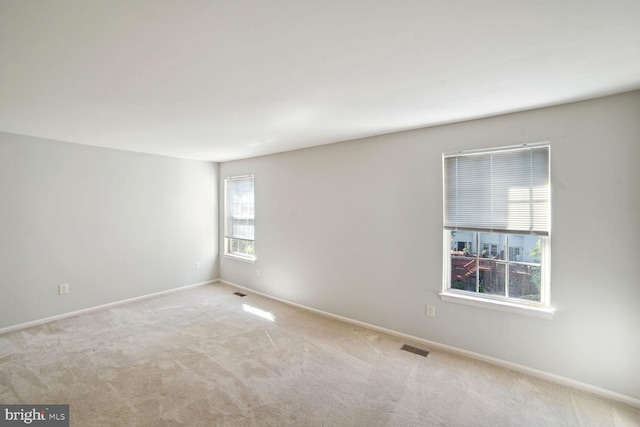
[223,254,256,264]
[439,291,554,320]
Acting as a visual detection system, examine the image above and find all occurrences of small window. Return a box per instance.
[224,175,255,260]
[442,144,551,314]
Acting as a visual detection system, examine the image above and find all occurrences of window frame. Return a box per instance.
[440,144,553,319]
[441,233,553,319]
[224,175,256,262]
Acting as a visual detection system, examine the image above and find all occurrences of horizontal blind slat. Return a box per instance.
[443,145,550,234]
[225,175,255,240]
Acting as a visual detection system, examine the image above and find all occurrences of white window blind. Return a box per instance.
[225,175,254,241]
[443,144,550,236]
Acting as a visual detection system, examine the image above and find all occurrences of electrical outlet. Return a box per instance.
[426,304,436,318]
[256,269,261,277]
[58,283,69,295]
[195,262,200,270]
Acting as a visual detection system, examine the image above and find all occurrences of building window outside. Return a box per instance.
[442,144,550,309]
[224,175,255,260]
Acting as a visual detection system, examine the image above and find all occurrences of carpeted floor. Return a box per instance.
[1,283,639,426]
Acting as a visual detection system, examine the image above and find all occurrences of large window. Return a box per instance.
[224,175,255,260]
[442,144,551,314]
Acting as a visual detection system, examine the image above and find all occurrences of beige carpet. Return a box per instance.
[1,283,639,426]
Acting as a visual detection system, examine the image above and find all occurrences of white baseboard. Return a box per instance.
[216,279,640,410]
[0,280,216,335]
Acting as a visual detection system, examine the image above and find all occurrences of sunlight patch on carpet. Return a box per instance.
[243,304,276,321]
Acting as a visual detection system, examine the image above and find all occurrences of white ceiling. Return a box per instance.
[1,1,639,162]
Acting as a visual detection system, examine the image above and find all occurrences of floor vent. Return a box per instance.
[401,344,430,357]
[233,292,247,297]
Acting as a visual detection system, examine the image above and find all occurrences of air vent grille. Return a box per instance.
[401,344,430,357]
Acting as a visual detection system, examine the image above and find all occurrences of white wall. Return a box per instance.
[220,90,640,401]
[0,132,219,329]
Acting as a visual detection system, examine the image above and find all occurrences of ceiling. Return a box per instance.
[1,1,639,162]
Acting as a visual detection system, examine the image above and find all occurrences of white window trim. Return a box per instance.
[441,227,554,319]
[223,253,256,263]
[439,291,554,319]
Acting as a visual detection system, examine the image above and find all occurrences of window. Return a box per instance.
[224,175,255,260]
[442,144,552,317]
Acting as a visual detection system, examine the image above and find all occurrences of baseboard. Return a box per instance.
[216,279,640,410]
[0,280,216,335]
